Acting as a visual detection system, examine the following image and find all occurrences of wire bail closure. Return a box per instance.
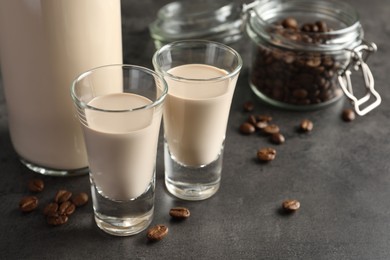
[240,1,259,31]
[338,42,381,116]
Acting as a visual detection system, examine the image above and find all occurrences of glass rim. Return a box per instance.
[152,40,243,82]
[71,64,168,113]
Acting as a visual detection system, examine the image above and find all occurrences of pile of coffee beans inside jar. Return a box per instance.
[250,17,346,107]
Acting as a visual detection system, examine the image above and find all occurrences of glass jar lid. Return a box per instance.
[149,0,244,48]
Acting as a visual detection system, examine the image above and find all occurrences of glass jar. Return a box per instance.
[149,0,244,49]
[246,0,381,113]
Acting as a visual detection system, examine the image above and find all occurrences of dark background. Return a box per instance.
[1,0,390,259]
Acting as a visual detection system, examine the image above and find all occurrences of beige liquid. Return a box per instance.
[164,64,238,167]
[83,93,163,201]
[0,0,122,170]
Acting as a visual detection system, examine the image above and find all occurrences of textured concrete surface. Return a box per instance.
[1,0,390,259]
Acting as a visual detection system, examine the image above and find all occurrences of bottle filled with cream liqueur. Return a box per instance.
[0,0,123,176]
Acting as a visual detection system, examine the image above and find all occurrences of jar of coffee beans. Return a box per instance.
[245,0,381,114]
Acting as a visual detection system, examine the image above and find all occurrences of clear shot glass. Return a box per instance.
[71,64,167,236]
[153,40,242,201]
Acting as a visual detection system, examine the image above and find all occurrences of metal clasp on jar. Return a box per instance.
[338,42,381,116]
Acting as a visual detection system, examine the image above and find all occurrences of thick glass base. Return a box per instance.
[94,209,153,237]
[165,178,220,201]
[20,158,88,177]
[91,175,155,236]
[164,141,222,201]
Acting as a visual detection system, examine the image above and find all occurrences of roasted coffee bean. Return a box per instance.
[247,115,257,125]
[147,225,169,241]
[270,133,285,144]
[301,23,319,33]
[315,21,328,32]
[292,89,308,99]
[284,32,301,41]
[255,120,268,130]
[282,199,300,211]
[59,201,76,216]
[300,119,314,132]
[322,57,334,67]
[283,54,295,64]
[27,178,44,193]
[281,17,298,30]
[342,108,356,122]
[301,34,313,43]
[19,196,39,213]
[306,57,321,67]
[257,148,277,162]
[54,190,72,203]
[43,202,59,216]
[71,192,89,207]
[263,124,280,135]
[243,101,255,112]
[301,23,313,32]
[169,207,190,219]
[47,214,68,226]
[239,122,256,135]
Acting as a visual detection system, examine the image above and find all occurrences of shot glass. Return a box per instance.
[71,64,167,236]
[153,40,242,201]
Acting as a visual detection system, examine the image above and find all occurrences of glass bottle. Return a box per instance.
[0,0,123,176]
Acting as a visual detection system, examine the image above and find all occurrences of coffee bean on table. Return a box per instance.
[253,115,272,130]
[300,119,313,132]
[243,101,255,112]
[54,190,72,203]
[43,202,59,216]
[263,124,280,135]
[342,108,356,122]
[147,225,169,241]
[71,192,89,207]
[270,132,285,144]
[27,178,44,192]
[47,214,69,226]
[19,196,39,213]
[239,122,256,135]
[282,199,300,212]
[255,120,268,130]
[169,207,190,219]
[257,148,277,162]
[58,201,76,216]
[247,115,257,125]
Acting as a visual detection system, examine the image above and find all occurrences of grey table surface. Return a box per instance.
[1,0,390,259]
